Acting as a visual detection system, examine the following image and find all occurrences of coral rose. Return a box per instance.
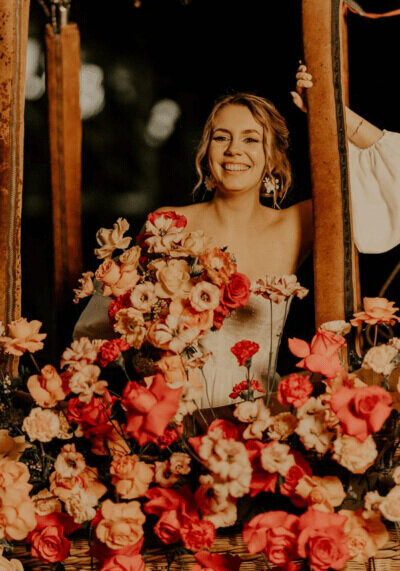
[297,508,350,570]
[351,296,400,326]
[180,519,216,551]
[0,318,46,356]
[220,272,251,309]
[110,455,154,499]
[192,551,242,571]
[153,510,182,544]
[101,554,147,571]
[230,340,260,367]
[277,373,313,408]
[330,386,392,442]
[96,499,145,550]
[27,364,67,408]
[199,247,236,286]
[243,511,299,565]
[66,389,116,439]
[289,329,346,378]
[245,441,278,498]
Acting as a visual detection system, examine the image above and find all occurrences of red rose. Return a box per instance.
[289,329,345,378]
[122,374,182,445]
[154,510,182,544]
[242,511,299,565]
[330,385,392,442]
[66,390,116,438]
[144,486,198,519]
[97,338,130,367]
[100,554,146,571]
[146,210,187,229]
[27,513,80,564]
[297,509,350,571]
[277,373,313,408]
[192,551,242,571]
[245,441,278,497]
[180,519,216,551]
[220,272,251,310]
[230,340,260,367]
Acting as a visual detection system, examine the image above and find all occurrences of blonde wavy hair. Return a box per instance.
[193,92,292,204]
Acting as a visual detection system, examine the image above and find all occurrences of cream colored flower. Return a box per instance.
[195,475,237,529]
[364,491,384,511]
[147,314,200,354]
[130,282,156,313]
[31,488,62,516]
[119,245,141,267]
[295,397,334,454]
[60,337,98,369]
[260,442,295,476]
[110,455,154,499]
[154,259,192,300]
[320,320,351,336]
[69,364,108,402]
[189,281,221,312]
[170,230,209,257]
[22,408,60,443]
[95,499,146,550]
[114,308,146,349]
[144,217,186,254]
[73,271,95,304]
[155,461,179,487]
[267,412,298,440]
[170,452,191,475]
[56,411,74,440]
[173,375,203,424]
[0,318,46,356]
[377,486,400,522]
[94,217,132,259]
[332,434,377,474]
[389,337,400,352]
[339,509,389,562]
[0,547,24,570]
[0,431,30,461]
[0,321,4,336]
[363,344,398,376]
[54,444,86,478]
[199,429,252,498]
[234,400,259,423]
[234,399,271,440]
[296,475,346,511]
[64,486,98,524]
[253,274,308,303]
[393,466,400,485]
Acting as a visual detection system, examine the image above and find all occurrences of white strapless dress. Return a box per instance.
[197,291,291,408]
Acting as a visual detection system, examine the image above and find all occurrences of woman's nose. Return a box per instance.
[225,138,242,155]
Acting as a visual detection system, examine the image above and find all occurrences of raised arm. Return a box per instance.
[291,64,383,148]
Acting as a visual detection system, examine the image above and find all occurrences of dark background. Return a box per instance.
[22,0,400,368]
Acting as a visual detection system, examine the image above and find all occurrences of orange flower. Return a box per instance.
[95,499,146,550]
[351,297,400,326]
[0,458,32,495]
[110,455,154,499]
[0,489,36,540]
[0,318,46,356]
[27,365,67,408]
[199,248,236,286]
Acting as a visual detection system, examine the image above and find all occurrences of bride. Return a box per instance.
[74,87,400,408]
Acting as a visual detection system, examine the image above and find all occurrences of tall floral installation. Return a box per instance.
[1,211,400,570]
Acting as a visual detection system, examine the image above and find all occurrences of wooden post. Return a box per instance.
[302,0,361,365]
[0,0,30,374]
[45,22,83,310]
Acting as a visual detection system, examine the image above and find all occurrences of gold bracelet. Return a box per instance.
[349,118,364,139]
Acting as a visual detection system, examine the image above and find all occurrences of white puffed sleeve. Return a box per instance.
[348,130,400,253]
[72,280,115,340]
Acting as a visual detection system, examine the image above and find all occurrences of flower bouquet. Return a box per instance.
[1,211,400,570]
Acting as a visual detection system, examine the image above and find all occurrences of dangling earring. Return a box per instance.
[261,175,281,208]
[204,175,216,191]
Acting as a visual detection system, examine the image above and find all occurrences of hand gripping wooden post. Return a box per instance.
[0,0,30,374]
[45,21,82,312]
[302,0,361,365]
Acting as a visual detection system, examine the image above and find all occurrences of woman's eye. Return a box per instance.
[213,136,229,142]
[244,137,260,143]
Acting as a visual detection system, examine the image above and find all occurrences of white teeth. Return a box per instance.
[223,164,249,171]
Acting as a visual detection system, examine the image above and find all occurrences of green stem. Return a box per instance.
[29,353,41,374]
[266,299,274,398]
[200,368,216,418]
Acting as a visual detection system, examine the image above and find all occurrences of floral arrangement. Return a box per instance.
[1,211,400,571]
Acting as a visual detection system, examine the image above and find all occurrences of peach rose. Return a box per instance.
[0,430,30,461]
[73,271,95,304]
[332,434,377,474]
[339,508,389,562]
[260,442,295,476]
[156,355,187,386]
[0,458,32,495]
[22,408,60,442]
[60,337,99,369]
[154,259,192,299]
[95,499,146,550]
[27,364,67,408]
[94,217,132,259]
[0,488,36,540]
[189,281,221,312]
[0,318,46,356]
[296,475,345,512]
[199,248,236,286]
[31,488,62,516]
[378,486,400,522]
[96,258,121,286]
[351,297,400,326]
[119,245,141,266]
[363,344,398,376]
[130,282,156,312]
[110,455,154,499]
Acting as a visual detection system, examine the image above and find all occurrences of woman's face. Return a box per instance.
[208,104,265,195]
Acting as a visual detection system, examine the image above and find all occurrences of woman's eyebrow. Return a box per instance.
[212,128,262,134]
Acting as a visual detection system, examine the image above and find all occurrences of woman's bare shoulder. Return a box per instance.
[153,203,207,224]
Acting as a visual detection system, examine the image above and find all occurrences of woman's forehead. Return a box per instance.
[212,104,263,133]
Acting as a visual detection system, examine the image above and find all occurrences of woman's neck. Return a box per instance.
[209,187,274,227]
